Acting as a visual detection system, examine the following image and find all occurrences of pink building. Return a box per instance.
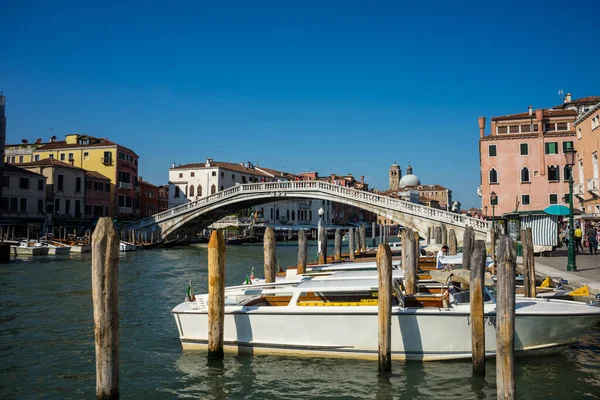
[84,171,111,219]
[479,105,577,216]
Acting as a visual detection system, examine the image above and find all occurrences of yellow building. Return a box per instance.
[5,134,139,217]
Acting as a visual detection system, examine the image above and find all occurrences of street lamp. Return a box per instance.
[317,207,325,257]
[565,147,577,271]
[490,191,497,229]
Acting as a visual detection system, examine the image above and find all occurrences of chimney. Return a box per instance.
[171,162,175,168]
[528,105,533,116]
[478,116,486,138]
[564,93,572,104]
[205,158,213,167]
[360,175,365,183]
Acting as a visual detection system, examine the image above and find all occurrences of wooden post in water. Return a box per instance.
[264,227,276,282]
[427,226,431,244]
[334,228,342,261]
[434,226,442,244]
[525,228,536,297]
[462,226,475,271]
[318,226,327,264]
[448,229,457,256]
[470,239,487,376]
[490,228,497,275]
[348,227,355,261]
[297,229,308,274]
[91,217,120,399]
[414,231,420,259]
[207,229,226,359]
[496,236,516,399]
[403,228,417,295]
[521,229,532,298]
[377,242,392,374]
[441,224,447,246]
[355,229,361,257]
[360,224,367,253]
[372,221,376,247]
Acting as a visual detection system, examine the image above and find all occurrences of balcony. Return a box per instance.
[587,178,599,194]
[101,157,113,166]
[573,183,584,196]
[135,186,140,193]
[118,181,132,190]
[118,207,132,214]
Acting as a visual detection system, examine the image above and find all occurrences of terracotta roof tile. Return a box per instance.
[19,157,85,171]
[492,109,577,121]
[2,164,45,177]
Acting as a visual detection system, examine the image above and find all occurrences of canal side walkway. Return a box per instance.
[528,250,600,295]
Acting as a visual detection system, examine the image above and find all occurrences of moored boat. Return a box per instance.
[120,241,137,252]
[173,276,600,361]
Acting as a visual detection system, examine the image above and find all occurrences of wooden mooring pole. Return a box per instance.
[264,227,276,282]
[490,228,497,276]
[208,230,226,359]
[297,229,308,274]
[355,228,361,257]
[441,224,447,246]
[434,226,441,244]
[462,226,475,271]
[427,226,431,244]
[496,236,516,399]
[334,228,342,261]
[318,226,327,264]
[470,239,487,376]
[377,242,392,374]
[91,217,120,400]
[348,227,355,261]
[448,229,457,256]
[360,224,367,253]
[525,228,536,297]
[403,228,417,295]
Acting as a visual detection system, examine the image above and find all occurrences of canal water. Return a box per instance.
[1,243,599,399]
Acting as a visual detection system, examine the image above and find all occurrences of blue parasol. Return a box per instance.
[543,205,570,216]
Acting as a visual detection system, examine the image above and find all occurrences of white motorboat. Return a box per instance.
[41,241,71,255]
[10,241,49,256]
[173,276,600,361]
[120,241,137,252]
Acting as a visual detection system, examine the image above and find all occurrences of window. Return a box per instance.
[564,166,572,181]
[497,126,508,134]
[488,145,497,157]
[68,153,74,160]
[220,185,224,191]
[10,198,17,212]
[84,152,89,160]
[197,184,202,196]
[85,179,92,190]
[55,198,60,213]
[556,122,568,131]
[20,198,27,213]
[49,154,54,159]
[103,151,112,163]
[189,185,194,196]
[85,205,92,216]
[75,200,81,217]
[521,195,530,205]
[190,172,195,177]
[544,123,556,132]
[578,127,582,139]
[37,199,44,213]
[520,124,538,133]
[38,179,44,190]
[549,194,558,204]
[65,199,71,215]
[57,174,64,191]
[232,174,235,180]
[60,153,65,161]
[34,155,40,161]
[179,173,183,178]
[19,177,29,189]
[489,168,498,184]
[592,115,599,130]
[490,195,498,206]
[509,125,519,134]
[562,141,574,153]
[564,193,572,204]
[212,171,217,177]
[545,142,558,154]
[521,167,530,183]
[547,165,559,181]
[520,143,528,156]
[211,185,216,194]
[105,183,110,192]
[174,186,180,198]
[19,156,23,163]
[75,177,82,193]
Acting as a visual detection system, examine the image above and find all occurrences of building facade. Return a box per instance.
[574,101,600,216]
[158,185,169,212]
[139,178,160,218]
[5,133,139,219]
[0,164,47,235]
[84,171,112,219]
[19,158,86,228]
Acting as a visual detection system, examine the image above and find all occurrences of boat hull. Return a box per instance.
[173,302,600,361]
[47,246,71,255]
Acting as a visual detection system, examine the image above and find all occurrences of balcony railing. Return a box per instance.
[118,207,132,214]
[118,181,132,190]
[573,183,584,196]
[101,157,113,166]
[587,178,599,192]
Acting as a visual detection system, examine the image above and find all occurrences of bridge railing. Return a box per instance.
[128,181,490,232]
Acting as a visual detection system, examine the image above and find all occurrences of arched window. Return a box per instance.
[189,185,194,197]
[292,210,295,220]
[211,184,216,195]
[184,185,188,196]
[276,209,280,220]
[520,167,530,183]
[489,168,498,184]
[547,165,559,181]
[563,166,572,181]
[197,184,202,197]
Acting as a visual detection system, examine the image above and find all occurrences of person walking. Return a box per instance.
[574,225,584,252]
[586,225,598,254]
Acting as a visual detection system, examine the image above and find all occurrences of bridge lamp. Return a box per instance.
[318,207,325,228]
[490,191,497,229]
[564,146,577,272]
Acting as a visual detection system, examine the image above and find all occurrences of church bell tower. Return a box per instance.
[389,162,401,191]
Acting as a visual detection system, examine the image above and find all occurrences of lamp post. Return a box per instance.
[565,147,577,271]
[317,207,325,257]
[490,191,497,229]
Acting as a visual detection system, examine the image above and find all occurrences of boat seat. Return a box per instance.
[244,295,292,307]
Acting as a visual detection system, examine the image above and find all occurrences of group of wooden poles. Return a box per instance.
[91,216,533,399]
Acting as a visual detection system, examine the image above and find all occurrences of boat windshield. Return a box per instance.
[450,288,494,304]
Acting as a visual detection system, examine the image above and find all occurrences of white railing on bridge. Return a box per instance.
[127,181,491,232]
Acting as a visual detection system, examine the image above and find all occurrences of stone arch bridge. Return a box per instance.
[125,181,490,241]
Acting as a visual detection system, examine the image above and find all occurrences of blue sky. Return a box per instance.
[2,0,599,208]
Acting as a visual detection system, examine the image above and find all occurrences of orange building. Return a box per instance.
[476,95,600,216]
[574,101,600,216]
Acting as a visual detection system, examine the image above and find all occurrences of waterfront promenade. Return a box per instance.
[530,250,600,295]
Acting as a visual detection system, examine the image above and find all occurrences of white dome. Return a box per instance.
[399,174,420,187]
